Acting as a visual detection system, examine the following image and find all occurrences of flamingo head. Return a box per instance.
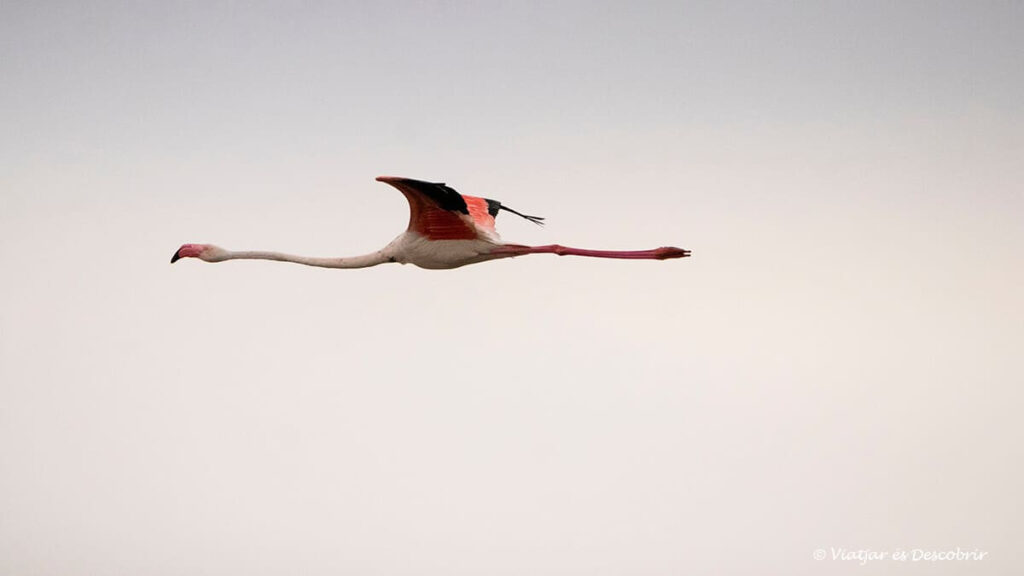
[170,243,226,263]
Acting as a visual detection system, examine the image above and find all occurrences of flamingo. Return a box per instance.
[171,176,691,270]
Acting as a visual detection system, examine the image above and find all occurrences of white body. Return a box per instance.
[385,232,503,270]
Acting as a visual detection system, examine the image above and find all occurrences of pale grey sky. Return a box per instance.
[1,1,1022,575]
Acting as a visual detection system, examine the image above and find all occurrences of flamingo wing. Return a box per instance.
[376,176,498,241]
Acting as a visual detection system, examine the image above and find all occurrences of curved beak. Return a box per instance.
[170,248,183,263]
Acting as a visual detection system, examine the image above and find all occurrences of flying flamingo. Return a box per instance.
[171,176,691,270]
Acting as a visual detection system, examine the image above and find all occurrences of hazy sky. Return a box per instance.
[2,2,1022,574]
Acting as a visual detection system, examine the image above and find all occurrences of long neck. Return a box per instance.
[213,250,390,269]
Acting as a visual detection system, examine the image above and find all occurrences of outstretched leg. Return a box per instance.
[490,244,690,260]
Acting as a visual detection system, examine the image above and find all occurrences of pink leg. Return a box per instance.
[492,244,690,260]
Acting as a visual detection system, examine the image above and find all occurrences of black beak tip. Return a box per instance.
[170,249,182,263]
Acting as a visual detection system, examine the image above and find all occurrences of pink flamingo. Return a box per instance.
[171,176,691,269]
